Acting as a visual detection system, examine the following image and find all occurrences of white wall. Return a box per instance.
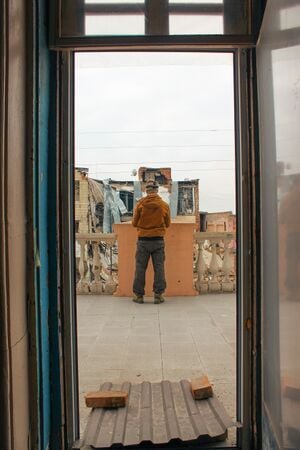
[0,1,30,449]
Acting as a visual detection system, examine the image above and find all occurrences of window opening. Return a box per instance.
[74,51,238,448]
[59,0,250,38]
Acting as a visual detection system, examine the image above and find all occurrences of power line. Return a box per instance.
[77,159,234,166]
[78,128,233,134]
[87,168,234,175]
[79,144,233,149]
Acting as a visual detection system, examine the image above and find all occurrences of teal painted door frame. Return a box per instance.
[32,0,62,448]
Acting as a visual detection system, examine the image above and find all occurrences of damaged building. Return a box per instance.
[75,167,200,233]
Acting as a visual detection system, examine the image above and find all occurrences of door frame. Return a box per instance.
[58,46,258,450]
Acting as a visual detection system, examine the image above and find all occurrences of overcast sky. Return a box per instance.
[75,52,236,213]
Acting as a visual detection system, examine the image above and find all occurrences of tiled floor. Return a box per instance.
[77,293,236,445]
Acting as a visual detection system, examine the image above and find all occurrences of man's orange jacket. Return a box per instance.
[132,193,170,237]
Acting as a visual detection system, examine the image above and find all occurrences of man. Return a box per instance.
[132,180,170,304]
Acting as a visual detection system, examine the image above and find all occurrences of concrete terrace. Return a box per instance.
[77,293,237,446]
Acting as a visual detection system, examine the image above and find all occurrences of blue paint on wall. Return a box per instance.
[34,0,61,448]
[48,51,62,450]
[36,0,51,442]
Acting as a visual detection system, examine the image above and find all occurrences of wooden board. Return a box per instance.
[191,375,213,400]
[85,390,128,408]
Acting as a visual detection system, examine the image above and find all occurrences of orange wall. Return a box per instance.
[114,222,197,297]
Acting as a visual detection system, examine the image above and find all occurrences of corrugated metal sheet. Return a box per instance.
[74,380,234,449]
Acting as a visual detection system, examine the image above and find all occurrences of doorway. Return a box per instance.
[73,51,240,447]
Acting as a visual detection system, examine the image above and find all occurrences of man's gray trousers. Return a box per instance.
[133,238,166,296]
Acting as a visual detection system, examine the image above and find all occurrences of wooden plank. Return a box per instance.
[191,375,213,400]
[85,390,128,408]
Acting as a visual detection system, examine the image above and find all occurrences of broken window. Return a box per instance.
[178,184,196,215]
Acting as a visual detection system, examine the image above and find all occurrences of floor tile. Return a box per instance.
[77,293,237,443]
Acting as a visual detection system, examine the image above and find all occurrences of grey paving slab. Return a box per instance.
[160,333,195,343]
[163,369,207,380]
[78,370,122,388]
[132,317,158,325]
[77,315,106,325]
[119,369,163,383]
[128,335,160,345]
[195,342,235,354]
[219,328,237,344]
[160,324,189,333]
[91,343,129,356]
[191,330,228,344]
[126,348,162,360]
[77,324,105,336]
[204,365,236,379]
[131,311,161,318]
[82,355,128,371]
[129,327,161,337]
[187,320,217,330]
[99,328,131,338]
[77,293,237,446]
[161,342,198,355]
[162,351,204,367]
[159,318,190,326]
[125,356,162,370]
[126,342,161,351]
[103,318,133,326]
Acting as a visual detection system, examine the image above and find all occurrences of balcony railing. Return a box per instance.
[76,233,118,295]
[76,231,236,296]
[194,231,236,293]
